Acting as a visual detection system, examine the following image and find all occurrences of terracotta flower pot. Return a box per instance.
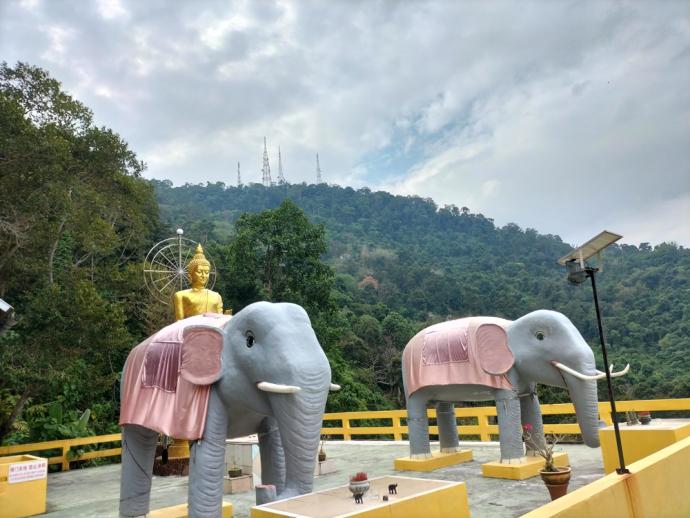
[540,467,571,501]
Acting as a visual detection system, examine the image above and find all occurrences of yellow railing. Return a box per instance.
[1,399,688,470]
[319,398,690,440]
[0,434,122,472]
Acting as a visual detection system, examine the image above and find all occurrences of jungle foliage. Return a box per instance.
[155,180,690,411]
[0,63,164,444]
[1,63,688,446]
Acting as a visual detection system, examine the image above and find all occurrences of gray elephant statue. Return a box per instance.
[119,302,337,517]
[402,309,628,462]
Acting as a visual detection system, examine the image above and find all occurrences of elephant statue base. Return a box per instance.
[145,501,234,518]
[481,452,569,480]
[394,449,473,472]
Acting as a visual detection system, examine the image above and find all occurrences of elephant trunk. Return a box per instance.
[271,369,329,500]
[567,377,601,448]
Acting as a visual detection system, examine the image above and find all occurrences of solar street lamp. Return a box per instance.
[558,231,630,475]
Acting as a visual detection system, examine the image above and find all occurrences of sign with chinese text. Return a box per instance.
[8,458,48,484]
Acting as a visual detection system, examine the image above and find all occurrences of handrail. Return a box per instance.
[1,399,689,470]
[320,398,690,441]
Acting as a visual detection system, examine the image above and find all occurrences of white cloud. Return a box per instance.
[2,0,688,245]
[96,0,128,20]
[39,25,74,64]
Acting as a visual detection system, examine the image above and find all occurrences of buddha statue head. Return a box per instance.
[187,244,211,289]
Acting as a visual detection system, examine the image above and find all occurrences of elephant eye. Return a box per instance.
[245,331,255,348]
[536,331,545,341]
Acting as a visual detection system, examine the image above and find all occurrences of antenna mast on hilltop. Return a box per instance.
[277,146,286,184]
[316,153,323,184]
[237,162,242,186]
[261,137,272,187]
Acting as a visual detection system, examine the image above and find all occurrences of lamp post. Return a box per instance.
[558,231,630,475]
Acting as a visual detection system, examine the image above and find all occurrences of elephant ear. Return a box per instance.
[180,325,223,385]
[476,323,514,376]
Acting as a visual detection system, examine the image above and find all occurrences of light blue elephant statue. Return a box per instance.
[119,302,337,517]
[402,310,629,462]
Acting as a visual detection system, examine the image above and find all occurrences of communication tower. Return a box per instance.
[277,146,286,184]
[316,153,323,184]
[261,137,272,187]
[237,162,242,186]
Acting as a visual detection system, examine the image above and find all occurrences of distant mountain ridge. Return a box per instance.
[154,180,690,403]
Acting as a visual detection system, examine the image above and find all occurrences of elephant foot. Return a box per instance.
[410,452,433,460]
[120,514,149,518]
[256,484,277,505]
[499,456,527,464]
[440,446,464,453]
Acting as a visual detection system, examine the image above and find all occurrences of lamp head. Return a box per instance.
[0,298,15,335]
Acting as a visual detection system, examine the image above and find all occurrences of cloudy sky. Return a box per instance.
[2,0,689,247]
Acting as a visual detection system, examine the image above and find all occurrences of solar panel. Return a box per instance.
[557,230,622,266]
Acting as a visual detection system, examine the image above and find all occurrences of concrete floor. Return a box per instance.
[44,441,605,517]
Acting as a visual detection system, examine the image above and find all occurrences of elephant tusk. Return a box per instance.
[330,383,341,391]
[551,361,606,381]
[609,364,630,377]
[257,381,302,394]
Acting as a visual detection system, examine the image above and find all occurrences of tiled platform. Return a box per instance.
[42,441,605,518]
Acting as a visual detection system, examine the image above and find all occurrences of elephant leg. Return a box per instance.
[119,424,158,518]
[258,416,286,495]
[436,402,461,453]
[495,390,525,463]
[407,393,432,459]
[188,389,228,518]
[520,388,546,454]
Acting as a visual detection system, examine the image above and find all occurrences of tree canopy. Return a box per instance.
[0,62,162,443]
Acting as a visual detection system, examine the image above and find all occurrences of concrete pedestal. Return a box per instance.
[251,475,468,518]
[393,449,473,472]
[481,452,569,480]
[0,455,47,518]
[224,474,254,494]
[599,418,690,474]
[226,435,260,486]
[314,458,337,476]
[149,501,233,517]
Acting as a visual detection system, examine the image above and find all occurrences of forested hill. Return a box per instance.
[3,62,686,448]
[155,180,690,403]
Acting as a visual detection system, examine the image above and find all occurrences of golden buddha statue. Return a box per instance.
[173,244,223,320]
[162,244,225,467]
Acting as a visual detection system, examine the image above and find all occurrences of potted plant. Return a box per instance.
[318,436,327,462]
[638,410,652,425]
[523,424,571,500]
[348,471,370,498]
[227,465,242,478]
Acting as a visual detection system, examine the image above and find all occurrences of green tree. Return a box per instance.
[222,199,334,316]
[0,62,160,443]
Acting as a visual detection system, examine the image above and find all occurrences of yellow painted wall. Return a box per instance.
[599,420,690,474]
[522,435,690,518]
[0,455,47,518]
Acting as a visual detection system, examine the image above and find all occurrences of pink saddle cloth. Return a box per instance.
[119,313,232,439]
[403,317,513,397]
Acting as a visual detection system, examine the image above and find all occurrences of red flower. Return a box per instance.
[522,423,533,431]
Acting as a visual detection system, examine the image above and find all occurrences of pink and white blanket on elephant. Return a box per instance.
[119,313,232,439]
[403,316,514,396]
